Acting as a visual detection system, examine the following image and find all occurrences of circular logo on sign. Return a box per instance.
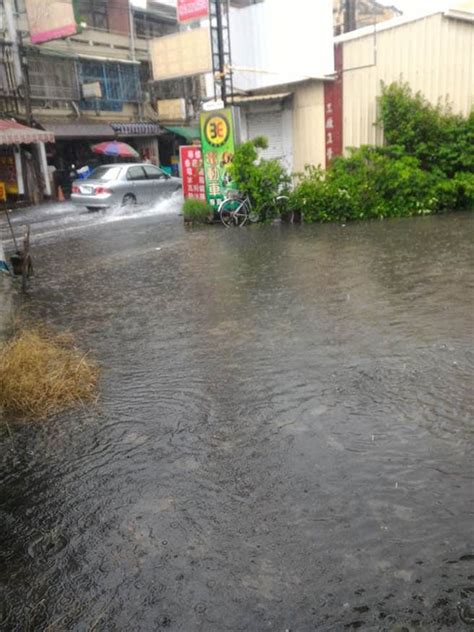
[204,114,230,147]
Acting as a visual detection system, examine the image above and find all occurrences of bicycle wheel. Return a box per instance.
[247,201,260,223]
[219,198,239,227]
[219,198,249,227]
[275,195,290,216]
[234,200,250,226]
[274,195,296,223]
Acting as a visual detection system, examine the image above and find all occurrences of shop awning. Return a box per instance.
[163,126,200,141]
[37,119,115,140]
[232,92,292,104]
[0,119,55,145]
[110,122,162,137]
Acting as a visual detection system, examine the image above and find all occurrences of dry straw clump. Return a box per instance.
[0,328,98,419]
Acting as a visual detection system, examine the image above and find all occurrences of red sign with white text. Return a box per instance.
[323,43,343,167]
[177,0,209,23]
[179,146,206,201]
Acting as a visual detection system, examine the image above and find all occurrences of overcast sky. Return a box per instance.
[380,0,473,15]
[140,0,473,16]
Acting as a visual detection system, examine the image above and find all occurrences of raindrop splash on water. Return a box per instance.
[0,208,473,631]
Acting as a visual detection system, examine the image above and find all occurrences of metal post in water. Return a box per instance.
[3,208,19,252]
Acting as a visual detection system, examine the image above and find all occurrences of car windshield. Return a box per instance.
[87,166,122,181]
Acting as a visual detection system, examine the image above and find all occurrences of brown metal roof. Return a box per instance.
[37,119,115,140]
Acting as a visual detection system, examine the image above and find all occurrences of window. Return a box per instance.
[153,75,200,100]
[77,0,109,30]
[80,60,142,111]
[134,12,177,39]
[127,166,146,181]
[88,166,122,181]
[27,54,80,101]
[0,62,10,95]
[143,166,166,180]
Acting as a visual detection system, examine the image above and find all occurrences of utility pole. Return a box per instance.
[4,0,23,88]
[344,0,357,33]
[209,0,233,106]
[128,0,136,62]
[215,0,226,104]
[4,0,32,123]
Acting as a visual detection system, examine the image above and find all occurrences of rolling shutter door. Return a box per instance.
[246,110,283,162]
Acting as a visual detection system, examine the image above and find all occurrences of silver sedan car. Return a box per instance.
[71,163,182,210]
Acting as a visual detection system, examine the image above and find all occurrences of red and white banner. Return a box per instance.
[179,146,206,201]
[177,0,209,23]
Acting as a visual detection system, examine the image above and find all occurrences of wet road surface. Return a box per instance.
[1,200,473,631]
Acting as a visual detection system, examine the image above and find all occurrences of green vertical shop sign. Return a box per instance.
[200,108,236,208]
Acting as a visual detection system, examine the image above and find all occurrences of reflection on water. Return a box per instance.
[0,204,473,631]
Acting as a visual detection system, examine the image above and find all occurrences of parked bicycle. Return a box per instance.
[218,190,290,227]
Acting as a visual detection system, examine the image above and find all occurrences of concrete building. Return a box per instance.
[0,0,179,201]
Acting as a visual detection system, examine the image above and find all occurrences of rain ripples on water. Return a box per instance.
[0,200,473,631]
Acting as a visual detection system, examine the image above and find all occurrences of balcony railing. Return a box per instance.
[79,59,142,111]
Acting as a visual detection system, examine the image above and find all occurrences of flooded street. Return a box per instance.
[1,200,473,631]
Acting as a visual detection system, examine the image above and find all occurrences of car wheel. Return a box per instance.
[122,193,136,207]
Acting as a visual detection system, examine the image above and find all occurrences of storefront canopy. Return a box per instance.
[0,119,55,145]
[163,126,200,141]
[110,122,162,137]
[232,92,292,105]
[37,120,115,140]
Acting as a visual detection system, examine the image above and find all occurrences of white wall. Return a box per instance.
[230,0,334,91]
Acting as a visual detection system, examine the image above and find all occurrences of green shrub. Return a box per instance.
[289,83,473,223]
[290,147,437,223]
[229,136,291,220]
[378,82,474,177]
[182,198,212,223]
[431,171,474,210]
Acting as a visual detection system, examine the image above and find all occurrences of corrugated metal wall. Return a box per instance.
[341,13,474,150]
[292,82,326,172]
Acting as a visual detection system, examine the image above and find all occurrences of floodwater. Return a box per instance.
[0,199,473,631]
